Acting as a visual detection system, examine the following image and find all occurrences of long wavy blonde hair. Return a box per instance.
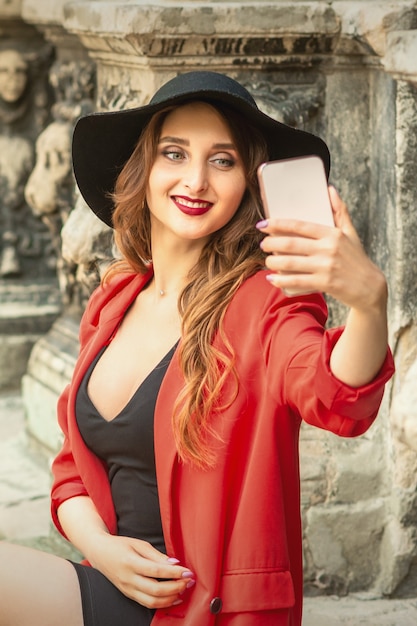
[104,100,269,467]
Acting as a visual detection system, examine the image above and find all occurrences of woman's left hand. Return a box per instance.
[258,186,386,312]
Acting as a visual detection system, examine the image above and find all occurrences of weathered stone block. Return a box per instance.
[21,312,80,454]
[300,425,331,507]
[376,517,416,595]
[0,334,38,391]
[327,431,386,504]
[21,374,63,455]
[385,30,417,83]
[305,499,386,592]
[0,283,61,391]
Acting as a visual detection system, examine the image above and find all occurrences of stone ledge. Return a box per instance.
[19,0,416,67]
[63,1,341,37]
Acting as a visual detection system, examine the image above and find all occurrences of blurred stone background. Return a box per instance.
[1,0,417,608]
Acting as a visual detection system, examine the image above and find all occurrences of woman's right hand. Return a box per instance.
[86,532,195,609]
[57,496,194,609]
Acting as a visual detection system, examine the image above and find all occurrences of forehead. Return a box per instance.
[160,101,233,138]
[0,50,28,71]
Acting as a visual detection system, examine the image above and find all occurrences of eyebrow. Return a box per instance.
[159,136,237,150]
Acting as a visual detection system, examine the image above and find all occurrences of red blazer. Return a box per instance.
[51,269,394,626]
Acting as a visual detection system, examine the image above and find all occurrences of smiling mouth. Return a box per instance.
[172,196,213,216]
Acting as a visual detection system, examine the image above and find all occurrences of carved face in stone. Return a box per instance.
[0,50,28,104]
[25,120,73,216]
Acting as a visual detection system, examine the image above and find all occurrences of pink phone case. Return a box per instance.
[257,155,334,227]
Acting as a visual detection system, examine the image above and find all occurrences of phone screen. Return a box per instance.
[257,155,334,227]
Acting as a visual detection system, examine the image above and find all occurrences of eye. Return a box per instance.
[162,148,185,162]
[210,154,236,168]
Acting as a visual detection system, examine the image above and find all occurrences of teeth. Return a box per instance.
[175,197,210,209]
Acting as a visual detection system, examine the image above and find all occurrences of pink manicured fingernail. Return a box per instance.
[167,557,180,564]
[186,579,196,589]
[181,571,194,579]
[173,599,183,606]
[256,219,268,229]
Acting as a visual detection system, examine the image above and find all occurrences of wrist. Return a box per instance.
[83,529,112,566]
[354,269,388,315]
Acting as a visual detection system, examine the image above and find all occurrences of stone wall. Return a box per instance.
[2,0,417,599]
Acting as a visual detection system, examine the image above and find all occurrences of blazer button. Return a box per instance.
[209,597,223,614]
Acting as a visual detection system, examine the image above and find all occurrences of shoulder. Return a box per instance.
[85,272,142,317]
[79,269,152,342]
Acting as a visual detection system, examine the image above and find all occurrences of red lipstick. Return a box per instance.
[172,195,213,216]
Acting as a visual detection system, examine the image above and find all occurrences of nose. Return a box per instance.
[183,159,208,193]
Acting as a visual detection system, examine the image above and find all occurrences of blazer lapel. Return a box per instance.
[154,348,183,556]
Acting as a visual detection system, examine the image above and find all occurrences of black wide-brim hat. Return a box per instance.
[72,70,330,227]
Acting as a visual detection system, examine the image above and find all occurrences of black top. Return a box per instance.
[75,345,176,554]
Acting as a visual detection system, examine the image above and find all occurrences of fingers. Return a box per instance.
[135,554,194,583]
[125,541,196,608]
[91,535,196,610]
[255,193,369,301]
[328,185,344,217]
[130,541,194,582]
[130,540,179,571]
[127,569,195,610]
[256,186,354,240]
[328,186,359,240]
[257,216,331,239]
[258,219,336,296]
[260,233,317,256]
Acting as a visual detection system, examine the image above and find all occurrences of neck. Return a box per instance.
[150,243,202,302]
[148,220,207,300]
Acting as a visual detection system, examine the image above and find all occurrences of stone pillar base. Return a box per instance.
[22,310,81,457]
[0,282,61,392]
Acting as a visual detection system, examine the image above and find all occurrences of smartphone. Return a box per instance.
[257,155,334,227]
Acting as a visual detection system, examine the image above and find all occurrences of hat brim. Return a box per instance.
[72,90,330,228]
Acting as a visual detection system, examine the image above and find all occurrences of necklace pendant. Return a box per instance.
[159,289,165,296]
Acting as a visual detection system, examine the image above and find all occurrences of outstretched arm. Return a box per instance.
[258,186,389,388]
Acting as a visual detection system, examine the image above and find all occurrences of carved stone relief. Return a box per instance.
[0,46,50,136]
[24,59,113,307]
[97,75,144,112]
[25,118,74,286]
[244,77,325,128]
[61,194,114,309]
[0,45,52,278]
[0,48,29,119]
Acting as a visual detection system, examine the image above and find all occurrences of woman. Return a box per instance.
[0,71,394,626]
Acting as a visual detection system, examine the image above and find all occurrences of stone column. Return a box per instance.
[375,27,417,597]
[0,0,61,392]
[18,0,113,454]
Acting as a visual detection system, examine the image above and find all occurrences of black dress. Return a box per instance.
[70,345,175,626]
